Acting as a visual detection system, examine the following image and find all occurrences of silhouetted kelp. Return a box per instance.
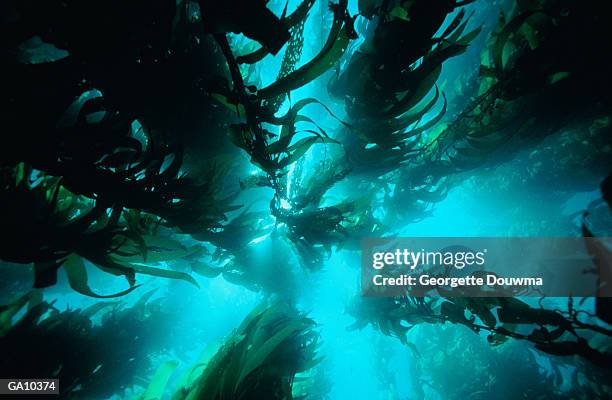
[421,0,612,184]
[1,163,212,296]
[0,290,178,398]
[403,323,612,399]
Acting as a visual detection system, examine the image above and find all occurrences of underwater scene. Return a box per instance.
[1,0,612,398]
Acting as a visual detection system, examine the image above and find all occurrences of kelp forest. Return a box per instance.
[1,0,611,399]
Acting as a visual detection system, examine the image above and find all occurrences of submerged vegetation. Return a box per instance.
[1,0,611,398]
[156,301,320,400]
[0,290,177,398]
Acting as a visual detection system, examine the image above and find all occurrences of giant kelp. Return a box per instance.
[0,0,251,293]
[137,301,320,399]
[329,0,480,176]
[404,324,610,400]
[1,162,209,296]
[207,1,363,271]
[0,290,178,399]
[421,0,612,184]
[311,0,485,236]
[348,294,612,369]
